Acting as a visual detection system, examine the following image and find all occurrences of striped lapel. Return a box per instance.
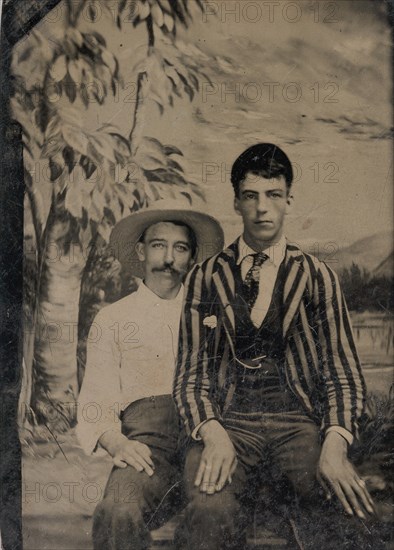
[282,243,309,337]
[212,239,239,351]
[212,240,309,347]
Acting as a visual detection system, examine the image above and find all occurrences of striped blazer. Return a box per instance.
[173,239,367,439]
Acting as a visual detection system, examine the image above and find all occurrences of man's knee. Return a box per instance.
[93,469,153,531]
[188,486,240,524]
[93,498,151,550]
[103,462,171,508]
[290,469,322,502]
[275,426,322,502]
[94,496,144,527]
[183,444,203,486]
[178,488,246,550]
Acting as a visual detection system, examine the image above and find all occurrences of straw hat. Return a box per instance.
[109,198,224,277]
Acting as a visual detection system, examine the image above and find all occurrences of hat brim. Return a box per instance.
[109,208,224,278]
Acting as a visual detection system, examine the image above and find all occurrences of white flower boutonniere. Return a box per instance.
[203,315,217,329]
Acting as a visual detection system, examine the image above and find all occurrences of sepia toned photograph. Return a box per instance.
[0,0,392,549]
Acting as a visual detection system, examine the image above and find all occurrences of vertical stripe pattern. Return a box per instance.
[173,241,367,439]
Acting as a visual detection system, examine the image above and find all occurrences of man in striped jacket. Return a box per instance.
[173,143,380,549]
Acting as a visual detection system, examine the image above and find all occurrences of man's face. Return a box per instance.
[234,173,292,247]
[136,222,194,286]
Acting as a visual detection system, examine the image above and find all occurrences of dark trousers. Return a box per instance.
[92,395,185,550]
[179,410,384,550]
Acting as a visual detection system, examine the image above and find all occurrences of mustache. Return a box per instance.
[152,263,181,274]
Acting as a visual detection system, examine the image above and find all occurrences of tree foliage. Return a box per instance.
[13,0,209,430]
[14,1,208,256]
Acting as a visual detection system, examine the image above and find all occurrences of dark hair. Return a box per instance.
[139,220,198,258]
[231,143,293,197]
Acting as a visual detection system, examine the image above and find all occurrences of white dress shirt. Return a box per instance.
[76,282,183,455]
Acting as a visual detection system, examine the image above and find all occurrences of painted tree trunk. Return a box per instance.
[129,71,149,157]
[31,206,87,431]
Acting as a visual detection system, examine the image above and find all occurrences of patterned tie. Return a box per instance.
[242,252,269,312]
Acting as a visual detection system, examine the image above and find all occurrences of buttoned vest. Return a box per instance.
[229,263,300,413]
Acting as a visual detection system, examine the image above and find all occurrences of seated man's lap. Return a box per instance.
[227,411,322,500]
[108,451,178,497]
[179,444,250,549]
[183,413,324,517]
[183,443,248,505]
[96,446,183,531]
[181,418,383,549]
[94,397,184,538]
[262,412,322,502]
[92,401,185,549]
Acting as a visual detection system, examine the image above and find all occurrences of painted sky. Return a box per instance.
[18,0,392,249]
[154,0,393,247]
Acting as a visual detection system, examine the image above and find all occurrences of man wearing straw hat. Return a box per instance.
[77,199,224,550]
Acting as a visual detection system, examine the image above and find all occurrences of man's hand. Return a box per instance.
[195,420,237,494]
[99,431,154,476]
[317,431,375,519]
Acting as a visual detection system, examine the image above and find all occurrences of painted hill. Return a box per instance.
[332,231,393,274]
[304,231,393,275]
[374,251,394,277]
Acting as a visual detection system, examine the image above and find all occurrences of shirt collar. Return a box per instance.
[137,280,184,304]
[237,235,287,268]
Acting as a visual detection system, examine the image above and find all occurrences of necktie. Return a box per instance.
[242,252,269,312]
